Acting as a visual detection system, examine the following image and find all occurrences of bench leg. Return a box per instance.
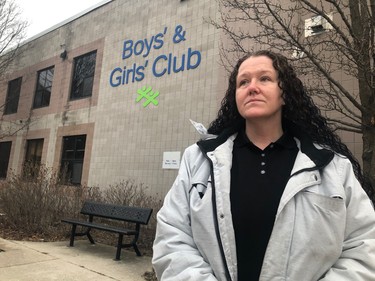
[132,227,142,256]
[133,243,142,257]
[115,234,123,260]
[69,225,95,246]
[69,224,77,246]
[86,229,95,244]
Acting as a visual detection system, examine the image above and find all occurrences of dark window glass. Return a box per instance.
[70,51,97,100]
[61,135,86,184]
[33,67,54,108]
[24,139,44,178]
[25,139,44,165]
[4,77,22,115]
[0,142,12,178]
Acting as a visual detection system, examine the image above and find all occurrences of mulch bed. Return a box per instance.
[0,218,66,242]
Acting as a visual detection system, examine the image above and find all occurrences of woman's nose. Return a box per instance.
[247,80,259,95]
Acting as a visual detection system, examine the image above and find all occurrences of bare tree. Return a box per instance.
[211,0,375,188]
[0,0,27,76]
[0,0,29,140]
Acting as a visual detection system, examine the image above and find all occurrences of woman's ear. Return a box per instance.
[280,90,286,105]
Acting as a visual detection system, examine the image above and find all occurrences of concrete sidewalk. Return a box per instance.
[0,238,153,281]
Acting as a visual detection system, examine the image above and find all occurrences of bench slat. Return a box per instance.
[81,201,152,224]
[61,219,137,235]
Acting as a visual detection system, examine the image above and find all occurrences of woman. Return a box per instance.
[152,50,375,280]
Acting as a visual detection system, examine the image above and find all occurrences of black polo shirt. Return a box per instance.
[230,129,298,280]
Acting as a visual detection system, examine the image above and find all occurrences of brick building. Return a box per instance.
[0,0,362,196]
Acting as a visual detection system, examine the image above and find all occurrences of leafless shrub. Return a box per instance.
[0,164,101,237]
[0,166,161,256]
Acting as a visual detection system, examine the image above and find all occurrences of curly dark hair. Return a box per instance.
[208,50,374,201]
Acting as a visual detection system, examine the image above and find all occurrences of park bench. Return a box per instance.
[61,201,153,260]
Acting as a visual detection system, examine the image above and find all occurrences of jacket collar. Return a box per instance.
[197,121,242,153]
[284,119,334,171]
[197,119,334,170]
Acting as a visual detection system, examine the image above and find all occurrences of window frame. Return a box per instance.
[69,51,97,100]
[4,77,22,115]
[60,134,87,184]
[0,141,12,178]
[33,66,54,109]
[25,139,44,165]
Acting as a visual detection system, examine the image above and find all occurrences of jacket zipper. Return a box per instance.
[205,152,233,281]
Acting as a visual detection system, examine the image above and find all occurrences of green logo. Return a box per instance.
[136,86,159,107]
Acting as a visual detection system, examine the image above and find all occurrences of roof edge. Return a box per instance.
[21,0,113,45]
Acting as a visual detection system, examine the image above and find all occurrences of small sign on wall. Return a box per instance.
[162,151,181,169]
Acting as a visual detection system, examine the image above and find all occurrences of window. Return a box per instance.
[24,139,44,178]
[61,135,86,184]
[0,142,12,178]
[25,139,44,166]
[33,67,54,108]
[304,13,333,37]
[4,77,22,115]
[70,51,97,100]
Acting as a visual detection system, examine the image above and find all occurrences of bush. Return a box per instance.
[0,164,101,237]
[0,165,162,256]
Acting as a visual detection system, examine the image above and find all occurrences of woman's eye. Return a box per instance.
[260,76,271,82]
[238,80,248,87]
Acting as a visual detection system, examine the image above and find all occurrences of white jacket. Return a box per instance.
[153,127,375,281]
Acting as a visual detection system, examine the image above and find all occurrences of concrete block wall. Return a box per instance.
[0,0,222,197]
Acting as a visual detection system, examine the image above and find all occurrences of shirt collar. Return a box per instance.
[234,128,296,150]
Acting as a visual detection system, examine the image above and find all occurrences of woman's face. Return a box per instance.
[235,55,284,123]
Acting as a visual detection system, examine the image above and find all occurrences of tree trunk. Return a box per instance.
[350,0,375,193]
[362,126,375,189]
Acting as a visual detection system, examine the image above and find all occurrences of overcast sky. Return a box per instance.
[15,0,105,39]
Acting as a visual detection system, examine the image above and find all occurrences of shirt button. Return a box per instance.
[270,144,274,148]
[261,153,265,157]
[260,170,266,174]
[261,162,266,166]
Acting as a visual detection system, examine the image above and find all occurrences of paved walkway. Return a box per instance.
[0,238,153,281]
